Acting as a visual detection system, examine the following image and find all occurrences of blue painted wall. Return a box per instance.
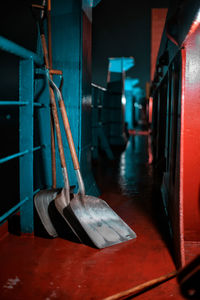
[50,0,98,195]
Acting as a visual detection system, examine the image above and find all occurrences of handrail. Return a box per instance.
[0,197,29,223]
[0,101,47,108]
[0,101,28,106]
[0,146,44,164]
[0,36,43,65]
[0,35,45,231]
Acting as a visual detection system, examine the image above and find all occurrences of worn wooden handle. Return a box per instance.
[59,99,80,170]
[40,34,49,69]
[49,88,67,170]
[40,34,67,171]
[49,69,63,75]
[103,270,177,300]
[50,111,56,188]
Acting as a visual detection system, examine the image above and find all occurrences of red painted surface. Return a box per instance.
[0,134,185,299]
[180,24,200,242]
[149,96,153,123]
[151,8,168,81]
[0,222,8,241]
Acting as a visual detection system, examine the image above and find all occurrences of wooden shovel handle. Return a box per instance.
[40,34,67,171]
[103,270,177,300]
[50,111,56,188]
[47,0,52,69]
[59,99,80,170]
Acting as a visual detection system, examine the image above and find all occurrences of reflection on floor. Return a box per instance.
[0,132,185,299]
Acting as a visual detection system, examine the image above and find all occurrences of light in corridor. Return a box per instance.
[122,94,126,105]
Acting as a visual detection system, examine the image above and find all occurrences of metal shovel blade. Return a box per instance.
[34,189,60,237]
[54,189,82,243]
[56,193,137,249]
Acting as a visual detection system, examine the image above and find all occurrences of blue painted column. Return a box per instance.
[50,0,99,196]
[19,58,34,233]
[106,57,135,146]
[34,68,52,190]
[124,78,140,130]
[125,91,134,130]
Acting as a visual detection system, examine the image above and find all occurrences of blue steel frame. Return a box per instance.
[0,36,43,232]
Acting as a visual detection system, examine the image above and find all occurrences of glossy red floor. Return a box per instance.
[0,132,185,299]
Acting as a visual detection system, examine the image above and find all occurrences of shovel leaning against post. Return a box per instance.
[34,15,82,242]
[48,77,137,249]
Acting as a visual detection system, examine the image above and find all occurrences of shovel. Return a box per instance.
[48,77,137,248]
[34,11,81,242]
[33,2,58,238]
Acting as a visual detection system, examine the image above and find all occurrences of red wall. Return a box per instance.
[181,24,200,241]
[151,8,168,81]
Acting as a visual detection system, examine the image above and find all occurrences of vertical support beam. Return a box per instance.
[19,58,34,233]
[91,87,99,159]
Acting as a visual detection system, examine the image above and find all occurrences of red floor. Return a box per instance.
[0,133,185,299]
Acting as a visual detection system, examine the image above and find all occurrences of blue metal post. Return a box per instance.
[19,58,34,233]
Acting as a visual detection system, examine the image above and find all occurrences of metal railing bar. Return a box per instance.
[0,197,29,223]
[0,145,45,164]
[33,102,45,107]
[0,101,28,106]
[0,36,42,65]
[0,150,29,164]
[33,188,40,196]
[0,101,47,108]
[33,146,43,152]
[33,103,49,108]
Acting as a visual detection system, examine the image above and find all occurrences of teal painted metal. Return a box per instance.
[0,101,45,107]
[124,91,134,129]
[0,36,42,65]
[0,197,28,223]
[0,146,43,164]
[0,150,29,164]
[0,101,28,106]
[19,58,34,233]
[51,0,99,196]
[33,67,52,191]
[91,85,100,159]
[124,78,140,130]
[0,0,100,233]
[106,57,135,147]
[80,9,99,195]
[108,57,135,73]
[0,34,45,232]
[124,78,139,91]
[51,0,81,191]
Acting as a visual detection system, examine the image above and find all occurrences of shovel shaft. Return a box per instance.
[47,0,52,69]
[46,75,86,195]
[43,0,56,188]
[59,99,80,170]
[50,111,56,188]
[103,271,177,300]
[40,34,67,173]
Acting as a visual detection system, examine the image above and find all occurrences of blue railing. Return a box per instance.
[0,36,44,232]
